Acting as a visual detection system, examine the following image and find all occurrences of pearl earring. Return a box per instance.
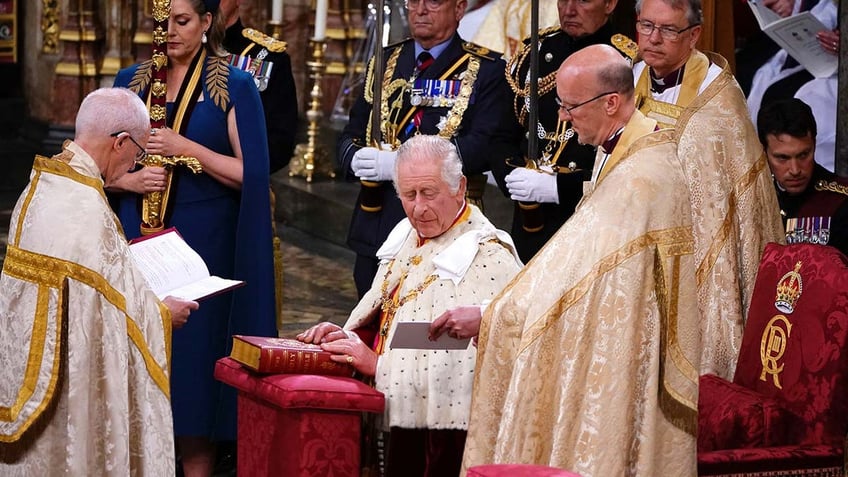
[202,31,208,44]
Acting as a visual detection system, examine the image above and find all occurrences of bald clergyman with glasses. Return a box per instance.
[336,0,515,299]
[632,0,784,381]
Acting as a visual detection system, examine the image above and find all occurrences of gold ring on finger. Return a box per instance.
[346,356,354,364]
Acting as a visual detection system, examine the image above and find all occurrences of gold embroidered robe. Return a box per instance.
[0,142,174,476]
[638,51,784,379]
[344,205,522,430]
[462,112,699,476]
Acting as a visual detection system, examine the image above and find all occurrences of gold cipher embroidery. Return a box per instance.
[760,314,792,389]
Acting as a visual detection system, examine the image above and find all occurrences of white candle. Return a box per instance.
[314,0,328,40]
[271,0,283,23]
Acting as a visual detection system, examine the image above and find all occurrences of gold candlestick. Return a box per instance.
[290,39,336,183]
[267,20,284,40]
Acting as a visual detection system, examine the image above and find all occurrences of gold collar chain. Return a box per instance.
[379,255,438,338]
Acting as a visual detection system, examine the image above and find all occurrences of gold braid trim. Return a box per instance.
[519,225,694,351]
[15,155,123,246]
[438,56,479,138]
[655,247,698,436]
[505,40,557,125]
[815,179,848,197]
[0,281,60,444]
[3,246,171,400]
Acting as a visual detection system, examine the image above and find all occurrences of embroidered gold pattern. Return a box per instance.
[815,179,848,197]
[205,57,231,111]
[521,226,694,350]
[760,314,792,389]
[3,246,171,399]
[774,261,803,314]
[128,60,154,96]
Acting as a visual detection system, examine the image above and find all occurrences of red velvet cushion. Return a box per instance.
[732,243,848,445]
[214,357,385,413]
[467,464,582,477]
[698,374,792,452]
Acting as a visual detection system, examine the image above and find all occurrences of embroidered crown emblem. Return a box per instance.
[774,260,803,314]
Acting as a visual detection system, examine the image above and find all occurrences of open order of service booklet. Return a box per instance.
[129,227,244,301]
[747,0,837,78]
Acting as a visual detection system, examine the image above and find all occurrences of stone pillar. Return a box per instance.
[836,1,846,176]
[132,0,156,61]
[51,0,103,128]
[99,0,135,84]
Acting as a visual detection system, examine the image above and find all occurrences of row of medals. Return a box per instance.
[785,216,831,245]
[409,78,462,108]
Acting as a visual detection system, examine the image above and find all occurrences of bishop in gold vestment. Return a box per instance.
[634,0,783,379]
[463,45,699,476]
[0,88,190,476]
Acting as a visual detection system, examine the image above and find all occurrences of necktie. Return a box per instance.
[411,51,435,132]
[417,51,434,74]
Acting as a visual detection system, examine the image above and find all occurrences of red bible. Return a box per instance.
[230,335,354,376]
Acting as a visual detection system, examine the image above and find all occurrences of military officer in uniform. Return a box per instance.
[494,0,636,262]
[337,0,515,297]
[757,98,848,256]
[221,0,298,172]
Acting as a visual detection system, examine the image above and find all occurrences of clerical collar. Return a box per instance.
[600,127,625,154]
[650,65,686,94]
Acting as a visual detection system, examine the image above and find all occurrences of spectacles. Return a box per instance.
[404,0,447,10]
[635,20,700,41]
[555,91,617,114]
[110,131,148,163]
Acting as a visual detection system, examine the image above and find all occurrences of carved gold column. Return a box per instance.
[52,0,104,126]
[41,0,61,54]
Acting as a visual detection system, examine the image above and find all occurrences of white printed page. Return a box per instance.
[164,276,245,302]
[129,229,234,300]
[764,12,837,78]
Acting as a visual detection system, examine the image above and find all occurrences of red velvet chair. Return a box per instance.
[698,243,848,476]
[214,357,385,477]
[467,464,582,477]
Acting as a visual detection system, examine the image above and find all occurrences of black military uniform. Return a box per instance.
[224,19,298,173]
[493,23,637,262]
[337,34,515,297]
[777,164,848,256]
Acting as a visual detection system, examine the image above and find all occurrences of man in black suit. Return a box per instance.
[337,0,515,297]
[220,0,298,172]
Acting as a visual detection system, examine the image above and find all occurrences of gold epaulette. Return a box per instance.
[462,41,500,61]
[815,180,848,197]
[611,33,638,61]
[242,28,287,53]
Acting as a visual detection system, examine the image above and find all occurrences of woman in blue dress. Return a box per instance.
[108,0,277,474]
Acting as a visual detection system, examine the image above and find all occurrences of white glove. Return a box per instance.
[505,167,559,204]
[351,145,397,182]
